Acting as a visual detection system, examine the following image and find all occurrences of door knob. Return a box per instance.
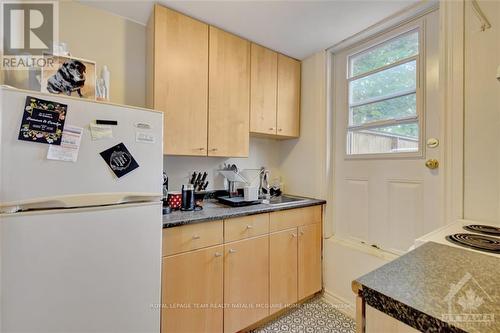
[425,159,439,169]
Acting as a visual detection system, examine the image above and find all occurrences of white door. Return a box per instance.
[333,11,443,254]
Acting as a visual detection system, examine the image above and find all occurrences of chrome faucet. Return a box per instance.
[259,167,270,200]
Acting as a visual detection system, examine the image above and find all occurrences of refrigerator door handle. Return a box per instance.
[0,192,162,213]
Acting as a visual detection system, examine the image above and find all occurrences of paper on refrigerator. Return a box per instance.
[47,125,83,162]
[89,123,113,140]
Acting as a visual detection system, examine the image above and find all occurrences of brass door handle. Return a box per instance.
[425,159,439,169]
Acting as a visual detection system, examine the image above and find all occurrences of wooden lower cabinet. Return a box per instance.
[224,235,269,333]
[161,245,224,333]
[298,223,322,299]
[269,228,298,314]
[161,207,323,333]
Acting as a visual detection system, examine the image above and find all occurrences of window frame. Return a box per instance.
[344,20,426,159]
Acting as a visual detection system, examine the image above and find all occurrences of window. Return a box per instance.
[346,29,421,156]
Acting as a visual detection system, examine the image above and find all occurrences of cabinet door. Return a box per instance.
[269,228,298,315]
[162,245,223,333]
[208,27,250,157]
[224,236,269,333]
[298,223,322,299]
[152,6,209,156]
[250,43,278,135]
[277,54,301,137]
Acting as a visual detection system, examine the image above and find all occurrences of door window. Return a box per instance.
[346,29,421,156]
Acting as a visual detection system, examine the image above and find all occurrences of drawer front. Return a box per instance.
[163,220,223,256]
[269,206,322,232]
[224,214,269,242]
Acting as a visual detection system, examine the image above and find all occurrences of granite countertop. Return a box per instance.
[353,242,500,333]
[163,196,326,228]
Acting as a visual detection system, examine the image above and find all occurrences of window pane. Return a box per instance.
[347,123,419,155]
[351,93,416,126]
[349,60,416,105]
[350,30,419,77]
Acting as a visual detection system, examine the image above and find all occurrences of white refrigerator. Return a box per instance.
[0,86,163,332]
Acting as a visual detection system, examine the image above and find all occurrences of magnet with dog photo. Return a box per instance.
[40,54,96,100]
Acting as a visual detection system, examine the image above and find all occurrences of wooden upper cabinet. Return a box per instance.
[208,27,250,157]
[250,43,278,135]
[277,54,301,138]
[148,5,209,155]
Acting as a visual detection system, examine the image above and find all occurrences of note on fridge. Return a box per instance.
[136,132,155,144]
[47,125,83,162]
[89,123,113,140]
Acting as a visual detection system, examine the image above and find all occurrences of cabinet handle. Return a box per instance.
[229,249,237,254]
[278,128,283,132]
[269,127,275,131]
[192,235,201,240]
[246,225,253,229]
[209,148,218,151]
[299,231,304,236]
[214,252,222,257]
[197,147,205,151]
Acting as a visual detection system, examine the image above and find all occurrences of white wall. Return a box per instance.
[164,137,282,192]
[463,0,500,224]
[2,1,146,108]
[59,1,146,108]
[278,51,329,200]
[323,239,394,316]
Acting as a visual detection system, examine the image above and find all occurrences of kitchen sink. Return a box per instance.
[267,195,309,206]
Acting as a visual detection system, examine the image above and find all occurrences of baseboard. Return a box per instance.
[321,289,355,319]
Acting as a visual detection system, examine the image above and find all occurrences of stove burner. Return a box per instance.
[446,233,500,254]
[463,224,500,236]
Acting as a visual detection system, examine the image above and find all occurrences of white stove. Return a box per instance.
[415,220,500,258]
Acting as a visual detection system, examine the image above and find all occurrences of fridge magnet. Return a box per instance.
[135,132,155,144]
[100,143,139,178]
[89,123,113,140]
[40,54,96,100]
[47,125,83,162]
[18,96,67,145]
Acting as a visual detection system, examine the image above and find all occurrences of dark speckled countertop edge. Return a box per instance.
[162,198,326,228]
[362,286,467,333]
[354,242,500,333]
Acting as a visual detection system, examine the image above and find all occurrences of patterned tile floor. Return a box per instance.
[251,296,356,333]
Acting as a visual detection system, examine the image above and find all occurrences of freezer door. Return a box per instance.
[0,87,163,205]
[0,202,162,333]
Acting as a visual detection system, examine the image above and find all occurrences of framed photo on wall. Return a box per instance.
[41,54,96,100]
